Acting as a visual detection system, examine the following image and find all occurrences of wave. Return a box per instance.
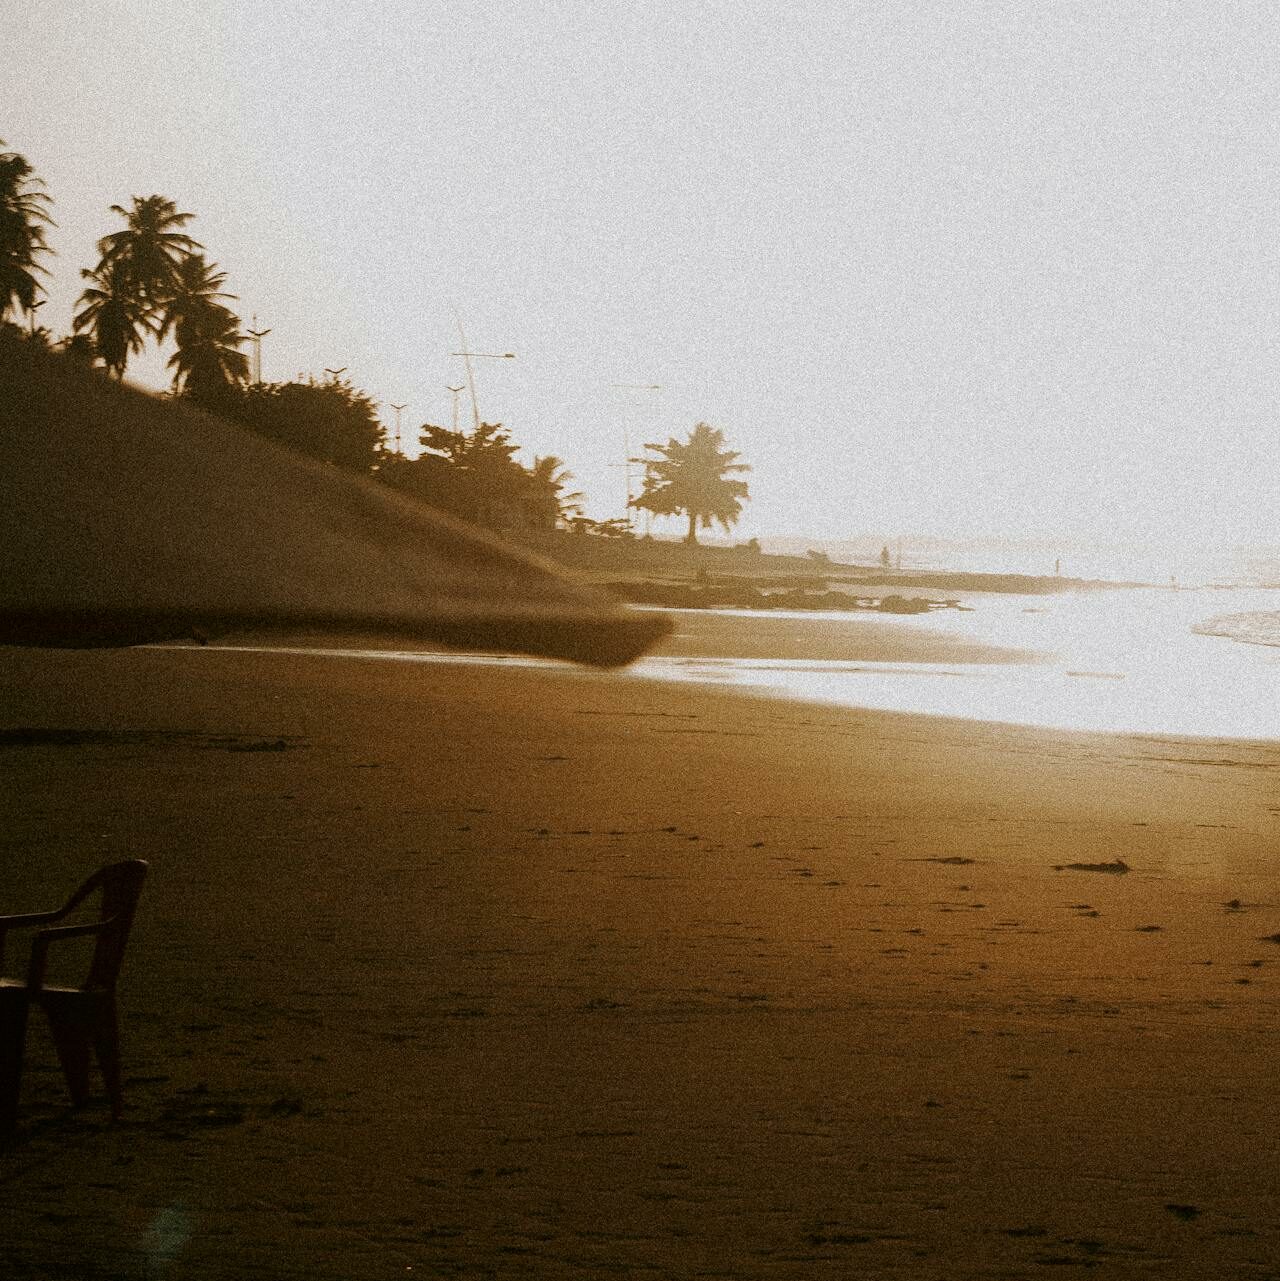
[1192,610,1280,648]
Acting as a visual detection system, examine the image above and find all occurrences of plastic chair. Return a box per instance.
[0,859,148,1144]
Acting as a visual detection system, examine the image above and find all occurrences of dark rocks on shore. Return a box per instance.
[608,581,964,614]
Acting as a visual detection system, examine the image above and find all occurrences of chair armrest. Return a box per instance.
[0,909,64,972]
[0,909,63,931]
[26,916,118,991]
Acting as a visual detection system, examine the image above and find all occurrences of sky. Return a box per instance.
[6,1,1280,550]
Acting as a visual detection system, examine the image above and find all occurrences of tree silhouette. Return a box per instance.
[632,422,750,545]
[0,142,54,324]
[76,195,203,379]
[230,377,384,473]
[525,455,584,530]
[157,253,236,346]
[382,423,582,532]
[59,332,97,371]
[167,305,250,406]
[404,421,529,528]
[96,194,201,314]
[158,254,248,405]
[72,261,149,378]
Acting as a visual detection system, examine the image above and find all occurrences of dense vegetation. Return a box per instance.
[1,142,752,543]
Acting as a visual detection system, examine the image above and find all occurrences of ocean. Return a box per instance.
[636,586,1280,741]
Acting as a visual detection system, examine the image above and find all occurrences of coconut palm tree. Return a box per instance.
[156,253,237,347]
[72,261,149,378]
[525,455,584,530]
[167,305,250,403]
[632,422,751,545]
[96,194,201,316]
[0,142,55,324]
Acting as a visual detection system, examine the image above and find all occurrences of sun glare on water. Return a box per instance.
[636,589,1280,741]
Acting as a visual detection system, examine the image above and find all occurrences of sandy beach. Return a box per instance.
[3,616,1280,1279]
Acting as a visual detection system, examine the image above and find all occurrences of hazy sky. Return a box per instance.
[7,2,1280,546]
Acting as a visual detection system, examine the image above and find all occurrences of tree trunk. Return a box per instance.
[684,510,698,545]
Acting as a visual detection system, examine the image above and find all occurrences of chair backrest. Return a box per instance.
[62,860,149,990]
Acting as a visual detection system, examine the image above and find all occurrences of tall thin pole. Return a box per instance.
[388,402,407,453]
[611,384,661,531]
[452,311,481,432]
[246,314,271,384]
[446,385,465,433]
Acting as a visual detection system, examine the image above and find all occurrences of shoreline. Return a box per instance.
[210,589,1280,742]
[639,605,1048,666]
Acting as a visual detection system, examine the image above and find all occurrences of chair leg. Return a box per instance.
[45,1006,92,1109]
[0,992,31,1146]
[92,999,123,1120]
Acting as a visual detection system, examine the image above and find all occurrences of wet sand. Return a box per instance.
[644,603,1047,664]
[3,638,1280,1279]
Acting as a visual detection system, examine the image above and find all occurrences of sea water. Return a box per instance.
[633,589,1280,741]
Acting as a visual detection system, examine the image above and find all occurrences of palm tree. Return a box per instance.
[525,455,584,529]
[156,253,237,347]
[0,142,54,324]
[96,194,201,317]
[72,261,149,378]
[167,305,250,403]
[633,422,751,545]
